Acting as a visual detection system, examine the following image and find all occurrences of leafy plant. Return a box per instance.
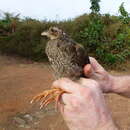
[90,0,101,14]
[80,17,104,51]
[119,2,130,24]
[0,7,130,67]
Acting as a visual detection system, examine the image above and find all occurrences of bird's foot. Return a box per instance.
[30,88,66,109]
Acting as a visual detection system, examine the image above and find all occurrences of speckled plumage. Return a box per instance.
[44,27,90,80]
[30,27,90,108]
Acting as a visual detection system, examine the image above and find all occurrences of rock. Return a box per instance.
[24,125,31,128]
[34,121,40,125]
[13,117,26,125]
[13,116,31,128]
[24,114,33,121]
[19,124,31,128]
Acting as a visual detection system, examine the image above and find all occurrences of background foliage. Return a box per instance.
[0,2,130,67]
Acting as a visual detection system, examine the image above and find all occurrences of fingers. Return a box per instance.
[52,78,80,93]
[52,78,81,113]
[89,57,105,72]
[78,78,99,88]
[57,102,64,114]
[83,64,93,77]
[84,57,105,77]
[78,78,92,86]
[57,93,72,113]
[62,93,72,105]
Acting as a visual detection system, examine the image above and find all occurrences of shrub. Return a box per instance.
[0,10,130,67]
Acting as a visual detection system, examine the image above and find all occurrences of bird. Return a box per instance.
[31,27,90,109]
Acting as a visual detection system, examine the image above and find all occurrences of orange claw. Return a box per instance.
[30,87,67,109]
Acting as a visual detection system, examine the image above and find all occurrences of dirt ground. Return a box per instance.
[0,55,130,130]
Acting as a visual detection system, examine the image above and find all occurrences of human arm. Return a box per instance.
[110,75,130,98]
[53,78,118,130]
[84,57,130,97]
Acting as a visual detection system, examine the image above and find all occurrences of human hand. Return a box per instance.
[84,57,113,92]
[53,78,117,130]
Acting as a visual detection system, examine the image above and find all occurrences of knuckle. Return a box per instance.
[53,78,70,85]
[60,77,71,83]
[90,57,96,62]
[52,80,59,87]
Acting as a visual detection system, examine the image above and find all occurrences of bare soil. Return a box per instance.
[0,55,130,130]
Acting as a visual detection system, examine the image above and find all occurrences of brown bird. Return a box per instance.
[31,27,90,108]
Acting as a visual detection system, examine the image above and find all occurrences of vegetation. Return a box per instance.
[0,2,130,67]
[90,0,100,14]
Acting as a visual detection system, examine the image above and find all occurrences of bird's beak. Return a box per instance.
[41,31,48,36]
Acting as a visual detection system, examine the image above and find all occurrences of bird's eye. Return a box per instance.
[51,29,55,32]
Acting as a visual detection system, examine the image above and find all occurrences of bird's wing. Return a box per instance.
[74,43,90,66]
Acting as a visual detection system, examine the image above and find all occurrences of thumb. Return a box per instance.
[83,64,94,77]
[89,57,105,72]
[83,57,105,78]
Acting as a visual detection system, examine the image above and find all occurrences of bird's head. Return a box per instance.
[41,27,65,40]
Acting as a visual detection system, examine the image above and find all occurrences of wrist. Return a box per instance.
[107,74,116,93]
[108,75,123,94]
[103,74,115,93]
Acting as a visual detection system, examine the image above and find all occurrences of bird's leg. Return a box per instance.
[30,88,66,109]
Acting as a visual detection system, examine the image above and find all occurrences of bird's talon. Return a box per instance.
[31,88,66,108]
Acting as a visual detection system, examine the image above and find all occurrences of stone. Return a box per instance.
[19,124,31,128]
[24,114,33,121]
[13,117,26,125]
[34,121,40,125]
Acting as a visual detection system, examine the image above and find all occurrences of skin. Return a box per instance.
[53,57,130,130]
[53,78,118,130]
[83,57,113,93]
[84,57,130,97]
